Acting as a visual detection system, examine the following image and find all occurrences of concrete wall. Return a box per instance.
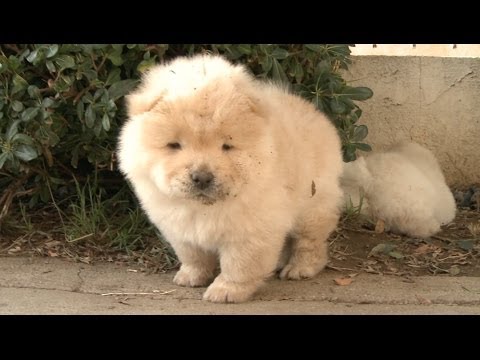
[342,56,480,188]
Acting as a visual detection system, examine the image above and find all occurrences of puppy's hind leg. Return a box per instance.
[280,202,340,280]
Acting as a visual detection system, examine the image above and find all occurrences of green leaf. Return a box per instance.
[42,98,55,108]
[94,121,102,137]
[46,44,59,58]
[458,240,474,251]
[71,145,80,168]
[260,56,272,73]
[85,105,96,128]
[46,60,56,73]
[345,86,373,101]
[26,49,39,64]
[76,100,85,120]
[27,85,40,98]
[12,133,34,146]
[330,98,346,114]
[0,152,9,169]
[55,55,76,70]
[271,48,289,59]
[343,144,357,162]
[105,68,121,86]
[355,108,363,118]
[21,107,39,122]
[93,88,106,102]
[137,58,156,73]
[6,120,21,141]
[314,60,330,78]
[237,44,252,55]
[11,100,24,112]
[45,128,60,147]
[102,113,110,131]
[13,144,38,161]
[388,251,404,259]
[353,143,372,152]
[305,44,323,52]
[369,243,396,257]
[108,79,139,100]
[353,125,368,142]
[339,95,355,109]
[294,61,304,83]
[49,177,65,185]
[107,50,124,66]
[12,74,28,95]
[271,59,288,83]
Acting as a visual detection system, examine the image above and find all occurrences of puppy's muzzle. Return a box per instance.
[190,170,214,190]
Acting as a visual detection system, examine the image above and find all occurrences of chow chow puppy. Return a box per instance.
[341,142,456,238]
[117,54,343,303]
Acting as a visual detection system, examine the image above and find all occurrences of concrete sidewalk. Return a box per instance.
[0,256,479,314]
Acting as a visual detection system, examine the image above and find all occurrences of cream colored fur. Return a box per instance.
[341,142,456,238]
[117,54,343,303]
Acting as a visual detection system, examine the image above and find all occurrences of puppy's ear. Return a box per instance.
[244,94,265,116]
[126,91,165,117]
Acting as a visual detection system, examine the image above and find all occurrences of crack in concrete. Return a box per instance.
[425,70,474,105]
[72,268,85,292]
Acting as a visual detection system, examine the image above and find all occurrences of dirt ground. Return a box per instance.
[330,208,480,278]
[1,208,479,280]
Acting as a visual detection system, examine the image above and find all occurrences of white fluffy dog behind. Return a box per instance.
[341,142,456,238]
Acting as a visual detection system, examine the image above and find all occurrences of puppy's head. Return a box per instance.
[122,55,270,205]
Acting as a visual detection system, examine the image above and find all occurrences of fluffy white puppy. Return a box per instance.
[117,54,343,303]
[341,142,456,238]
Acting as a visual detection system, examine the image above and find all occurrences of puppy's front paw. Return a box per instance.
[203,276,259,303]
[279,262,324,280]
[173,266,214,287]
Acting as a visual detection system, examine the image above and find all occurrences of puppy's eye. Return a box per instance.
[222,144,234,151]
[167,142,182,150]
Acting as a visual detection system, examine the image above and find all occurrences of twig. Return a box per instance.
[45,175,67,236]
[67,233,94,243]
[326,265,358,272]
[431,235,457,243]
[341,227,376,234]
[0,171,33,223]
[461,286,480,294]
[101,290,176,296]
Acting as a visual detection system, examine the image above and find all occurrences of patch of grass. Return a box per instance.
[0,172,179,270]
[0,201,33,235]
[43,173,172,255]
[63,177,109,243]
[343,188,366,221]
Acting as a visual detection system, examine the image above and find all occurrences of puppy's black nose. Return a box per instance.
[190,170,214,190]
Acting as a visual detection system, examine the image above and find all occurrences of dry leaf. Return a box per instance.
[44,240,62,248]
[375,219,385,233]
[47,250,59,257]
[8,246,22,254]
[415,295,432,304]
[334,277,353,286]
[449,265,461,275]
[414,244,431,255]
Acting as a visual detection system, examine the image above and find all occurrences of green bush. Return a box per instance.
[0,44,372,218]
